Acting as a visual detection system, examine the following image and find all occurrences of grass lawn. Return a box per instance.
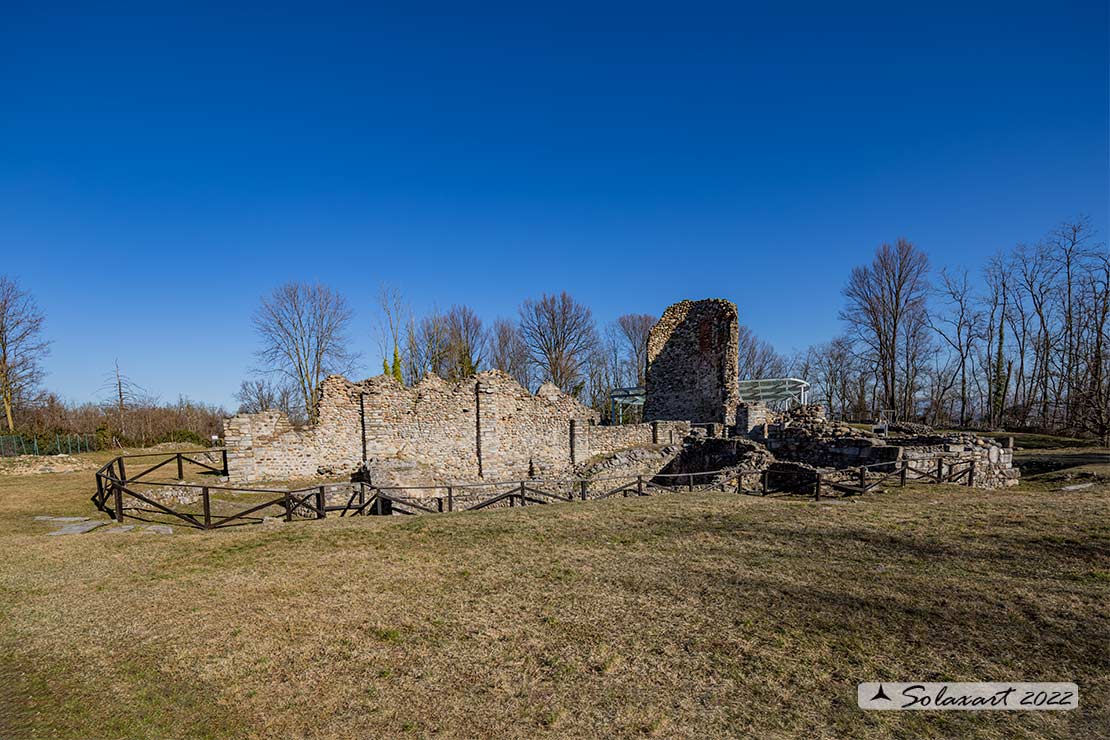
[941,430,1102,450]
[1,449,1107,738]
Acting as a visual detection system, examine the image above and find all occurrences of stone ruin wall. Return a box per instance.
[644,299,739,426]
[223,370,688,484]
[756,404,1020,489]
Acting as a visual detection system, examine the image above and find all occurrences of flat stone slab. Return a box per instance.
[47,520,109,536]
[103,525,137,534]
[33,516,90,522]
[1058,482,1096,491]
[139,525,173,535]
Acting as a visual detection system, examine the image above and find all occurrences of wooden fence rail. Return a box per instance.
[92,450,982,531]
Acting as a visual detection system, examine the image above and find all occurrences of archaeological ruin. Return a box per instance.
[221,297,1019,498]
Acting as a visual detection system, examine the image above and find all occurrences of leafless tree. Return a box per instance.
[1073,251,1110,443]
[410,310,451,381]
[253,282,356,425]
[376,284,408,382]
[445,305,485,379]
[737,325,788,380]
[615,313,655,385]
[841,239,930,420]
[582,332,628,420]
[488,319,532,389]
[0,276,49,431]
[929,268,982,426]
[235,377,306,426]
[518,292,597,395]
[807,336,857,418]
[102,359,146,438]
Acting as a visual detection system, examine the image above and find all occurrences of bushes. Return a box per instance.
[11,394,228,451]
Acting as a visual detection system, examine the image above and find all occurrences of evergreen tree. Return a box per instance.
[391,345,403,384]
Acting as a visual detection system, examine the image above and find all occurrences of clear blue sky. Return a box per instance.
[2,1,1107,409]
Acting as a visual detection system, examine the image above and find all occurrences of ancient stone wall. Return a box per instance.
[752,405,1019,489]
[735,402,769,436]
[223,370,683,484]
[899,435,1020,489]
[644,299,739,425]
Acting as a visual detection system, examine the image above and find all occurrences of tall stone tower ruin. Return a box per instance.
[643,298,739,425]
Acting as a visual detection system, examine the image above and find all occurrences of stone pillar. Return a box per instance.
[569,419,578,466]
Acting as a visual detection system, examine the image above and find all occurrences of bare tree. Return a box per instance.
[929,268,982,426]
[0,276,49,431]
[102,359,146,439]
[737,325,788,380]
[376,284,408,382]
[518,292,597,395]
[235,378,278,414]
[1075,252,1110,443]
[410,310,451,381]
[808,336,857,418]
[234,377,306,426]
[253,282,356,425]
[445,305,485,379]
[615,313,655,385]
[841,239,930,420]
[489,319,532,389]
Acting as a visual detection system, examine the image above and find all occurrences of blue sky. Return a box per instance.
[2,1,1107,408]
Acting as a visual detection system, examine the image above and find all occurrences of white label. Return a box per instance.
[858,683,1079,710]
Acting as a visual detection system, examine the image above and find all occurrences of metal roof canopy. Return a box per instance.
[737,377,810,408]
[609,386,645,423]
[607,378,810,422]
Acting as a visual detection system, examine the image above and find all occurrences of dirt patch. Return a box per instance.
[0,454,95,476]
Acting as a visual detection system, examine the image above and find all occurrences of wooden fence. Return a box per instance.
[91,449,983,531]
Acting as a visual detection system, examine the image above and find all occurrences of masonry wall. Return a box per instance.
[644,298,739,425]
[223,370,681,483]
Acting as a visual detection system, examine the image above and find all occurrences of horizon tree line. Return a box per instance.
[2,214,1106,444]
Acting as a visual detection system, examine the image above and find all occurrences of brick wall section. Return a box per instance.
[223,370,683,483]
[644,299,739,425]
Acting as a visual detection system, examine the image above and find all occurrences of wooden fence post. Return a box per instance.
[284,492,293,522]
[967,460,976,487]
[202,486,211,529]
[761,470,768,496]
[519,481,526,506]
[447,486,454,512]
[637,475,644,495]
[113,483,124,523]
[688,473,694,492]
[177,453,184,480]
[221,449,229,476]
[936,458,944,484]
[358,482,366,514]
[651,421,659,444]
[118,458,127,482]
[900,460,908,487]
[814,472,822,501]
[317,486,326,519]
[858,466,866,490]
[580,480,588,501]
[437,497,444,513]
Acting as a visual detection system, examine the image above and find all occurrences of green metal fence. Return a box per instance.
[0,433,99,457]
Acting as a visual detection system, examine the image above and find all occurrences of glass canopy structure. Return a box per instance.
[736,377,810,409]
[608,377,811,422]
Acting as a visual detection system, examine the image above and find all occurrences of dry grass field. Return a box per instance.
[1,446,1107,738]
